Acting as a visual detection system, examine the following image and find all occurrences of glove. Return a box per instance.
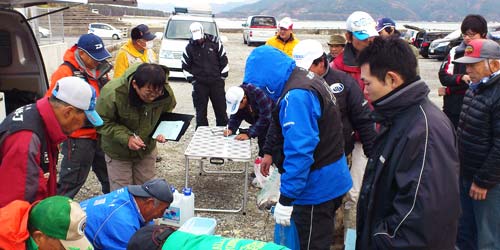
[274,202,293,226]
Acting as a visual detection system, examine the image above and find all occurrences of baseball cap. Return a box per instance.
[225,86,244,115]
[76,34,111,61]
[52,76,103,127]
[454,39,500,64]
[127,225,174,250]
[327,34,346,46]
[190,22,204,40]
[376,17,396,32]
[128,178,173,203]
[293,39,324,70]
[132,24,156,41]
[29,196,93,250]
[346,11,379,41]
[279,17,293,30]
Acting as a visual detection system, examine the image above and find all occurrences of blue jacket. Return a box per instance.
[80,187,146,250]
[244,46,352,205]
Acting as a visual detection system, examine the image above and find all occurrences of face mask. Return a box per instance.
[145,40,154,49]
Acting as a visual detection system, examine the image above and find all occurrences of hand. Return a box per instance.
[462,75,471,84]
[274,202,293,226]
[235,133,249,140]
[223,129,233,137]
[156,134,167,143]
[128,135,146,151]
[438,87,446,96]
[469,182,488,200]
[261,154,273,177]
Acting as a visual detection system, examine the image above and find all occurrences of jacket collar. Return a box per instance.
[342,43,359,67]
[36,98,67,144]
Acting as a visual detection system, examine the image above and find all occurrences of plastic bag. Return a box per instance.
[256,166,280,210]
[274,218,300,250]
[252,157,272,188]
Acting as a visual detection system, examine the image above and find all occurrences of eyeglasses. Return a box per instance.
[143,86,164,97]
[462,32,478,38]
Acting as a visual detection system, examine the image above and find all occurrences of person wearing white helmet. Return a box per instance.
[182,22,229,128]
[265,17,300,57]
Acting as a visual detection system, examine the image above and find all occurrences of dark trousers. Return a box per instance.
[57,138,110,198]
[293,196,343,250]
[192,81,227,128]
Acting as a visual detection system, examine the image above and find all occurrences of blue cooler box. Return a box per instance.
[178,217,217,235]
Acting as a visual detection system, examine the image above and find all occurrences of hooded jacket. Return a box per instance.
[114,39,157,78]
[244,46,351,205]
[356,79,460,250]
[265,33,300,57]
[96,63,176,161]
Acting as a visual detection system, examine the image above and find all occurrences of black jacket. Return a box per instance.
[322,66,375,156]
[356,80,460,250]
[457,73,500,189]
[438,42,468,127]
[181,34,228,84]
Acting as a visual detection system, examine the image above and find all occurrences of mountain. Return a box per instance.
[219,0,500,22]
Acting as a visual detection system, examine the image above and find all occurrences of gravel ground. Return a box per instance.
[71,32,444,248]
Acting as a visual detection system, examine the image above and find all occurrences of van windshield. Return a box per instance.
[165,20,218,39]
[251,16,276,28]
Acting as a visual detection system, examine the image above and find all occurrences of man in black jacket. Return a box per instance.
[454,39,500,250]
[356,37,460,249]
[182,22,228,128]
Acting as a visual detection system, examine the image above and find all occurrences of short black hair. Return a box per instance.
[131,27,142,40]
[133,63,168,89]
[461,14,488,38]
[311,53,327,66]
[357,36,417,83]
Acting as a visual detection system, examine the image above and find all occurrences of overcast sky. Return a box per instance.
[136,0,252,12]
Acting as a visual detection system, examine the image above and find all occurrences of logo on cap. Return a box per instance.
[465,45,474,55]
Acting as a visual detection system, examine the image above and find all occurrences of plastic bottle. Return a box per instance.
[159,186,195,227]
[181,187,195,225]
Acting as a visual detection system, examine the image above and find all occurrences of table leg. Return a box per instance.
[243,161,248,215]
[185,156,189,188]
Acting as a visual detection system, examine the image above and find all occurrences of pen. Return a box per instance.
[133,133,146,150]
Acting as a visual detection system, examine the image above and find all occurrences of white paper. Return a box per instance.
[152,121,184,140]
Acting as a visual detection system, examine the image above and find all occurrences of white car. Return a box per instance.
[88,23,121,40]
[242,15,277,46]
[159,8,220,79]
[38,26,51,38]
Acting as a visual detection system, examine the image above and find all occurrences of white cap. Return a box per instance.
[52,76,103,127]
[293,39,325,70]
[346,11,379,41]
[279,17,293,30]
[225,86,244,115]
[190,22,204,40]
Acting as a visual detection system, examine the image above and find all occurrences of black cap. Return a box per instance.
[128,178,173,203]
[131,24,156,41]
[127,225,174,250]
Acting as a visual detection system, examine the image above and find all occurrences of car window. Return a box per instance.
[251,17,276,27]
[104,25,112,30]
[165,20,217,39]
[444,29,461,40]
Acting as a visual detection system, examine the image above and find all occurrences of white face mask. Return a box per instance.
[145,40,154,49]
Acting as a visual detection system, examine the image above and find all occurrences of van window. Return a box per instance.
[0,31,12,67]
[251,17,276,28]
[165,20,217,39]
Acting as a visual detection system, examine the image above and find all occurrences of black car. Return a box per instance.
[419,31,449,58]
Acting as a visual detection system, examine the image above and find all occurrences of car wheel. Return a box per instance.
[39,32,45,38]
[243,34,247,44]
[112,34,119,40]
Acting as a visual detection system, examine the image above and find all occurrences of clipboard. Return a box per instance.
[150,112,194,142]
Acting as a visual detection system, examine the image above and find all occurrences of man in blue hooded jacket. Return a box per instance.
[244,45,352,249]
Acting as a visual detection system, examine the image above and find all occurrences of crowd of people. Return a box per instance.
[0,10,499,250]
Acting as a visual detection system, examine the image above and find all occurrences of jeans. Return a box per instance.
[456,177,500,250]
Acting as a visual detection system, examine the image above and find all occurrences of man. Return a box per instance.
[0,196,94,250]
[439,14,488,129]
[223,84,274,156]
[114,24,157,78]
[356,37,460,249]
[245,45,352,249]
[292,39,376,230]
[265,17,300,57]
[96,63,176,190]
[81,178,172,250]
[182,22,228,128]
[0,77,103,207]
[326,34,346,62]
[127,224,289,250]
[454,39,500,250]
[47,33,111,198]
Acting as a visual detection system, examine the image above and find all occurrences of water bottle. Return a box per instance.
[180,187,195,225]
[160,186,183,227]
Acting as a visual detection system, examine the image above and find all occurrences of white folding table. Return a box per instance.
[184,126,251,214]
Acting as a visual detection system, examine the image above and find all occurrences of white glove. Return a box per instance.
[274,202,293,226]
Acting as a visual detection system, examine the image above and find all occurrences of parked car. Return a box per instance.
[159,7,222,79]
[403,24,425,47]
[428,29,461,60]
[419,31,449,58]
[38,26,51,38]
[88,22,121,40]
[487,24,500,42]
[242,15,276,46]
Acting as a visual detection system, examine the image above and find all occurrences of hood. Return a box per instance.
[243,45,295,101]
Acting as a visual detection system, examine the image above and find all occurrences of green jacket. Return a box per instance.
[96,63,176,160]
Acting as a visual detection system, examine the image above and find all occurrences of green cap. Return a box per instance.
[29,196,94,250]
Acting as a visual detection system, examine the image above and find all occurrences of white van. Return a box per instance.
[159,8,220,79]
[242,15,277,46]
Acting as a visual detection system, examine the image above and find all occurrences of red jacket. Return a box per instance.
[0,98,67,207]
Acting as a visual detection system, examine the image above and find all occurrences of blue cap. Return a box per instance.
[77,34,111,61]
[376,17,396,32]
[133,24,156,41]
